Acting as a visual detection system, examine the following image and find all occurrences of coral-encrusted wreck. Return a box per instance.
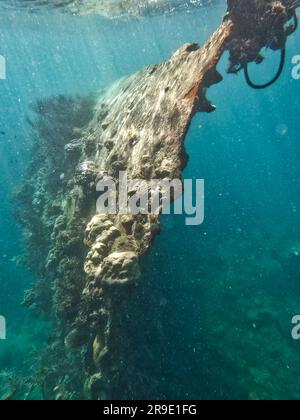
[15,0,299,399]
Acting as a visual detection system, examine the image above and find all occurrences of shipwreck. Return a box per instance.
[12,0,300,399]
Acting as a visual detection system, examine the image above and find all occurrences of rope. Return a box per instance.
[243,10,298,90]
[291,10,299,33]
[244,47,286,89]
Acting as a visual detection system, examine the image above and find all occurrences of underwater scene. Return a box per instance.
[1,0,300,401]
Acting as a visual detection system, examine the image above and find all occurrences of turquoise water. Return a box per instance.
[1,1,300,400]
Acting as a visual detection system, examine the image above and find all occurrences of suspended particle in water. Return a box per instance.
[159,297,168,307]
[275,124,288,138]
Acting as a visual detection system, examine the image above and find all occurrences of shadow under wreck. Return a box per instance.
[14,0,300,400]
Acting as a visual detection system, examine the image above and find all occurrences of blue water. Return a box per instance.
[1,1,300,400]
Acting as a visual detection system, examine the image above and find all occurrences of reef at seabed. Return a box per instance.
[14,1,298,400]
